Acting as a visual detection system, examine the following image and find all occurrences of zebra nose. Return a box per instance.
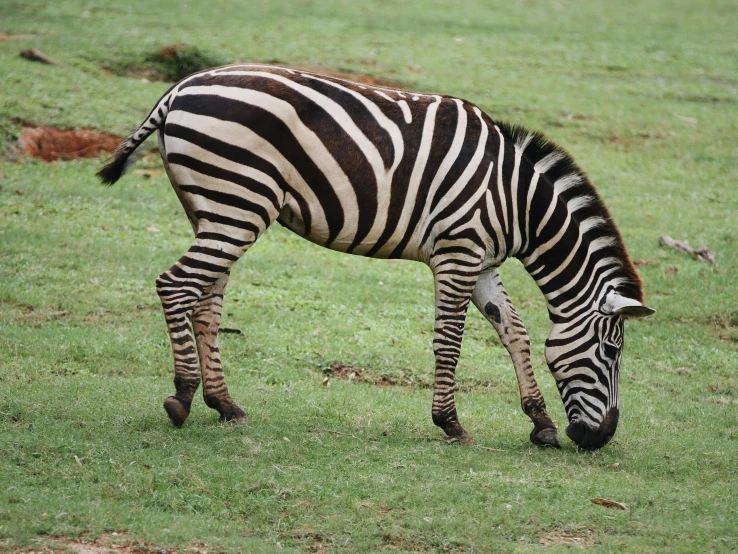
[565,408,619,449]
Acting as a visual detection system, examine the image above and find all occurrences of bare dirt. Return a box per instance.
[17,126,121,162]
[111,43,404,87]
[539,529,596,548]
[16,61,398,165]
[20,536,176,554]
[323,362,509,393]
[124,60,404,88]
[324,362,424,387]
[0,33,35,41]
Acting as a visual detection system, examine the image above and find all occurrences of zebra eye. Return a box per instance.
[602,342,619,360]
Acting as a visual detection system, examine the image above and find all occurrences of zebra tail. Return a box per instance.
[96,92,173,185]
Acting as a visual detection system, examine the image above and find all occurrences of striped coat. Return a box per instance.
[99,65,654,449]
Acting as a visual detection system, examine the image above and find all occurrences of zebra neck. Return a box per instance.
[490,125,640,319]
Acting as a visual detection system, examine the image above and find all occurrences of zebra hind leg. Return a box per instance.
[430,253,483,444]
[470,270,560,448]
[192,272,246,422]
[157,233,250,427]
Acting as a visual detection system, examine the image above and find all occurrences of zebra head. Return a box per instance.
[545,291,655,449]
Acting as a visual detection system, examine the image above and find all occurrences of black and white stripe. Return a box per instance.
[99,64,654,449]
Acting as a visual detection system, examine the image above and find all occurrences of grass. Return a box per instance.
[1,0,737,552]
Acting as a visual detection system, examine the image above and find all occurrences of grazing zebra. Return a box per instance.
[98,64,654,450]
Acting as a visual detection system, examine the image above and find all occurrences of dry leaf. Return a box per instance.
[591,497,629,510]
[292,499,311,507]
[146,226,160,233]
[321,377,330,386]
[74,455,83,466]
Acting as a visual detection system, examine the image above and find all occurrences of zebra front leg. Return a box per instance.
[157,234,247,427]
[471,270,560,448]
[430,254,482,443]
[192,272,246,423]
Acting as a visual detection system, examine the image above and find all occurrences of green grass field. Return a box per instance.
[1,1,737,552]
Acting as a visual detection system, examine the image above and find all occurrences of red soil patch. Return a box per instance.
[18,126,122,162]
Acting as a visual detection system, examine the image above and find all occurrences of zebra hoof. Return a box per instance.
[433,413,472,443]
[445,434,474,445]
[218,410,247,424]
[163,396,190,427]
[216,404,247,424]
[531,426,561,448]
[204,394,247,423]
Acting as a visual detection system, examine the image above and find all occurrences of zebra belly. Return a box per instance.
[277,192,421,260]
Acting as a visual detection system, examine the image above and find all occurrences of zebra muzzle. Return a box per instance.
[565,408,619,449]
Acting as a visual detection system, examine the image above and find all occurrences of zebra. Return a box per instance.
[98,64,655,450]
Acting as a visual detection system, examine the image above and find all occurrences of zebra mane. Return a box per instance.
[495,121,644,303]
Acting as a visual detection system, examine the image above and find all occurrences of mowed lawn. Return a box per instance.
[1,1,737,552]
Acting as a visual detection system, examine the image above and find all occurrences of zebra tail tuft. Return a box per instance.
[96,92,172,186]
[96,141,146,185]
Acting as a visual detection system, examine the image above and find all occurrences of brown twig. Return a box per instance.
[473,444,506,452]
[659,235,716,265]
[20,49,62,66]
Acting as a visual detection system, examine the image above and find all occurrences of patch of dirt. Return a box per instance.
[381,533,436,552]
[322,362,509,392]
[124,67,170,81]
[17,126,121,162]
[539,529,596,548]
[107,43,227,82]
[21,536,175,554]
[325,362,403,386]
[564,112,595,121]
[666,367,693,375]
[0,33,35,41]
[704,313,738,343]
[106,43,404,89]
[0,299,69,327]
[286,528,330,553]
[706,313,738,330]
[114,46,404,88]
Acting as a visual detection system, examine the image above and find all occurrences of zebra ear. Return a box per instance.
[602,292,656,319]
